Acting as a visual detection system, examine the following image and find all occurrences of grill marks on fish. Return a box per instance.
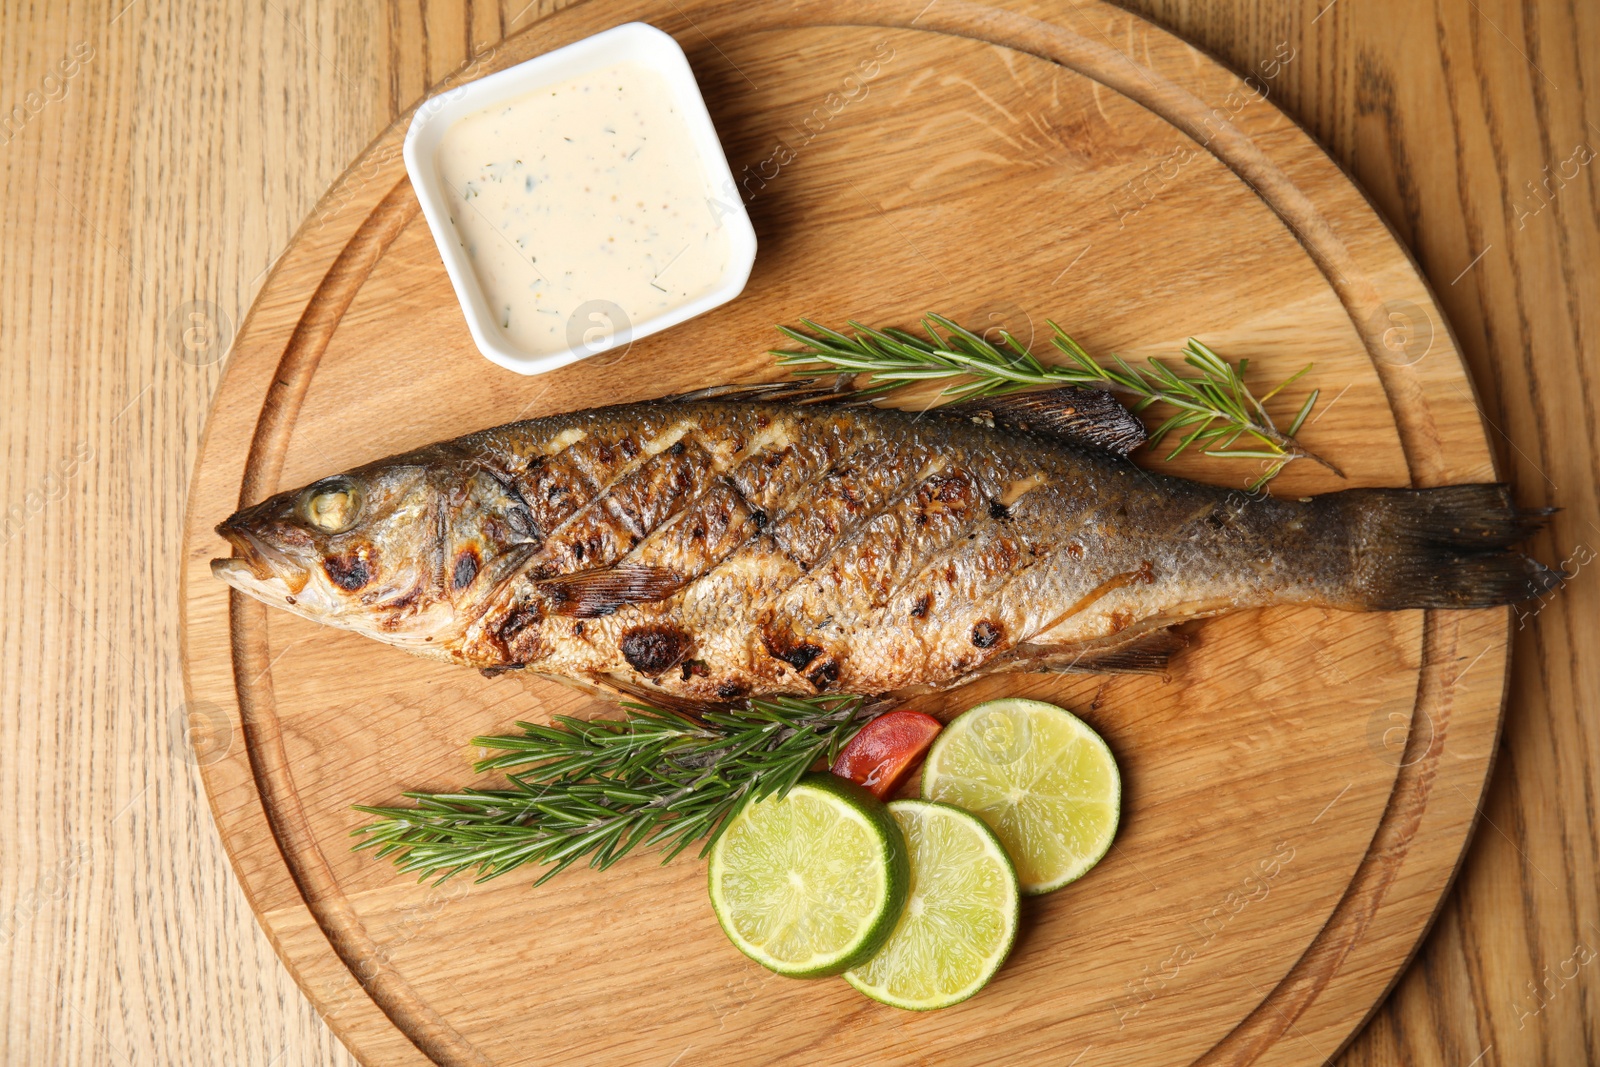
[757,457,968,684]
[721,422,840,515]
[884,526,1035,684]
[467,412,857,679]
[855,467,996,620]
[549,441,707,572]
[831,463,1026,673]
[539,415,903,691]
[669,432,857,603]
[608,422,797,583]
[716,435,942,686]
[731,438,1135,691]
[495,600,544,662]
[464,408,1222,694]
[757,438,916,587]
[970,620,1003,648]
[683,436,1015,692]
[509,441,601,536]
[323,544,376,590]
[620,476,763,580]
[715,437,1023,693]
[635,431,864,692]
[503,420,675,573]
[606,439,704,540]
[672,444,876,687]
[769,457,953,624]
[921,483,1082,658]
[619,625,693,676]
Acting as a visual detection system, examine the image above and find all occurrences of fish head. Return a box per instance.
[211,454,536,655]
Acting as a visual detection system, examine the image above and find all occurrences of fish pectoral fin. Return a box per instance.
[537,565,685,618]
[945,387,1147,456]
[1022,627,1189,676]
[478,664,527,678]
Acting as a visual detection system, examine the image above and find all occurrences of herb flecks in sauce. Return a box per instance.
[436,62,730,356]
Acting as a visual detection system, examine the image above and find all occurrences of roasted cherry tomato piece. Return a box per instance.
[831,710,944,800]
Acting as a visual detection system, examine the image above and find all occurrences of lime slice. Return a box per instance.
[921,698,1120,895]
[844,800,1019,1010]
[708,774,908,977]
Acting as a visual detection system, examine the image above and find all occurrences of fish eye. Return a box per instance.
[301,479,361,533]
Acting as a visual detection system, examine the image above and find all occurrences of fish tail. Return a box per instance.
[1335,484,1564,609]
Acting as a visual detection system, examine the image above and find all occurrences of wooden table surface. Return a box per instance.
[1,1,1593,1064]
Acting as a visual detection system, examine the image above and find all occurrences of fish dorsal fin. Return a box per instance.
[660,378,1145,454]
[659,375,869,407]
[538,565,684,618]
[944,387,1147,456]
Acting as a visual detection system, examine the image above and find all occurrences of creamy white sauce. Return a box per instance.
[435,61,731,356]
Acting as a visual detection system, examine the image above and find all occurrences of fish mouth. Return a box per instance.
[210,556,277,594]
[212,520,310,595]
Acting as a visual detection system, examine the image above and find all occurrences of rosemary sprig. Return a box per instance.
[351,695,876,887]
[773,314,1342,491]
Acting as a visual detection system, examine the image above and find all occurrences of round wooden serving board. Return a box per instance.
[180,2,1513,1064]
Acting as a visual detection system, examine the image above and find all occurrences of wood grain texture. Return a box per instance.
[177,0,1516,1063]
[1,4,1593,1067]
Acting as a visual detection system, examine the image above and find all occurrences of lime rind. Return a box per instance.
[708,774,908,978]
[843,800,1019,1011]
[921,698,1121,895]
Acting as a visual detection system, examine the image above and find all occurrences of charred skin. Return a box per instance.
[213,396,1559,702]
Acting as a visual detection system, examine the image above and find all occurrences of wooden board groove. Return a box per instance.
[180,2,1511,1065]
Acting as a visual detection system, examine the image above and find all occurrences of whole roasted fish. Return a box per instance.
[213,383,1558,703]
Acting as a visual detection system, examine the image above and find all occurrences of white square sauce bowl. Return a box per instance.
[404,22,757,376]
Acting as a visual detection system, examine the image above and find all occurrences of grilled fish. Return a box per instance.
[212,382,1558,703]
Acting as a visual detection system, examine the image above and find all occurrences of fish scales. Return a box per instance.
[213,391,1562,702]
